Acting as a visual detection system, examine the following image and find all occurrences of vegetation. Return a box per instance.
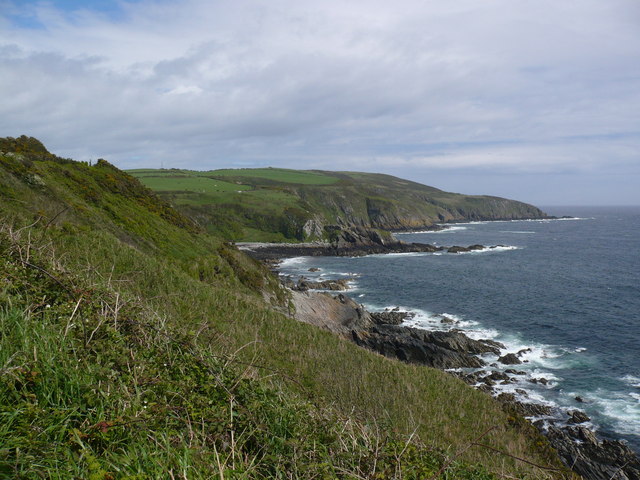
[0,136,572,478]
[129,167,548,242]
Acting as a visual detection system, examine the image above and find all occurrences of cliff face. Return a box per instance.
[130,167,548,242]
[290,172,547,238]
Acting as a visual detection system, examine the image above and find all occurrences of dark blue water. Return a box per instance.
[279,206,640,451]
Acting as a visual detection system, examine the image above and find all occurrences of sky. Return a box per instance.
[1,0,639,206]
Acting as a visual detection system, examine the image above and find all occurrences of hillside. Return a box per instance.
[129,167,548,242]
[0,136,570,478]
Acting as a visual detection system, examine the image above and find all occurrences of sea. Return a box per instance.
[277,206,640,452]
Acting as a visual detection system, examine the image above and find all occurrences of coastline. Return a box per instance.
[258,245,640,480]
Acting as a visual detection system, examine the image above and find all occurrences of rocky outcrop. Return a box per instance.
[545,426,640,480]
[290,277,352,291]
[288,284,640,479]
[290,291,372,335]
[281,261,640,480]
[290,289,502,369]
[238,230,507,260]
[370,308,414,325]
[351,325,491,369]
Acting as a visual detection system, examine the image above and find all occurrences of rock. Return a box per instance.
[497,392,516,403]
[484,371,511,383]
[370,309,414,325]
[447,245,470,253]
[505,369,527,375]
[439,315,457,324]
[515,389,528,396]
[498,353,522,365]
[567,410,591,424]
[511,401,553,417]
[351,325,488,369]
[575,396,585,403]
[294,277,352,291]
[528,377,549,385]
[308,267,321,272]
[476,384,495,395]
[544,425,640,480]
[456,371,484,385]
[423,330,504,356]
[290,290,373,334]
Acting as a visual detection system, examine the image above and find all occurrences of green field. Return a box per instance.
[209,167,340,185]
[133,173,248,194]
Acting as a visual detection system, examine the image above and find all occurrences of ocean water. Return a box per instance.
[278,206,640,452]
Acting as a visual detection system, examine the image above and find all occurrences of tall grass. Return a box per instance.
[0,224,520,479]
[0,146,573,478]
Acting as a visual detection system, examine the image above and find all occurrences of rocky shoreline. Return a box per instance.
[279,272,640,480]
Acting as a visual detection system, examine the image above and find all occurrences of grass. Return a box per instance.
[208,168,339,185]
[0,137,573,479]
[135,174,249,194]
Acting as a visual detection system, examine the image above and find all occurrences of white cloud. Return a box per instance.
[1,0,639,202]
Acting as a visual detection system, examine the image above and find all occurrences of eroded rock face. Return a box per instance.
[289,290,373,335]
[351,325,484,369]
[350,325,499,369]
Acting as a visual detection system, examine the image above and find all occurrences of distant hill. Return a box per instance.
[129,167,548,242]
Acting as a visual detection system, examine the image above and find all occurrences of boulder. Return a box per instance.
[568,410,591,424]
[528,377,550,385]
[498,353,522,365]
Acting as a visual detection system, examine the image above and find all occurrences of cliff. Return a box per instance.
[129,167,549,242]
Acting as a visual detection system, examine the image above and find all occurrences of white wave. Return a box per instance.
[621,375,640,388]
[441,217,592,227]
[279,256,309,268]
[575,347,587,353]
[396,226,469,234]
[326,271,361,277]
[585,389,640,437]
[451,245,520,255]
[360,252,432,259]
[529,369,561,383]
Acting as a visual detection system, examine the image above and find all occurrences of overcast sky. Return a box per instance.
[2,0,639,206]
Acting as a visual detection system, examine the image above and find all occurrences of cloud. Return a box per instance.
[1,0,639,202]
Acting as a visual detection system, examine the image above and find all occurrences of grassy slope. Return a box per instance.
[129,168,548,242]
[1,137,571,479]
